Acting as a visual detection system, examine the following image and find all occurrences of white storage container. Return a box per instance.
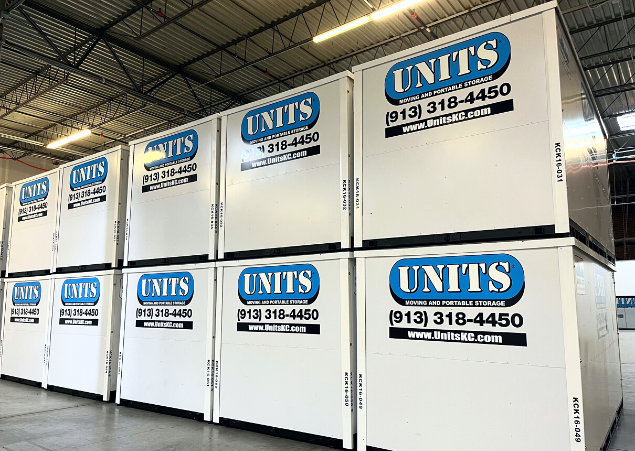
[0,185,13,277]
[353,4,613,260]
[214,253,355,448]
[615,260,635,329]
[43,270,122,400]
[125,116,221,267]
[116,262,216,419]
[0,276,53,384]
[355,238,621,451]
[55,146,129,273]
[7,170,60,277]
[219,72,353,260]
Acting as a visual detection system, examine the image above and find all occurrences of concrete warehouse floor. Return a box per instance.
[0,333,634,451]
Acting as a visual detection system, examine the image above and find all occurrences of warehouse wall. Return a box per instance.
[0,155,57,184]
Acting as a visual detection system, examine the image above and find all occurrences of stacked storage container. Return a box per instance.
[353,4,621,451]
[41,146,128,400]
[1,169,59,385]
[215,72,355,448]
[117,116,220,420]
[615,261,635,329]
[0,185,13,356]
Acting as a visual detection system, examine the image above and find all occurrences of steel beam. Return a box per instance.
[137,0,216,40]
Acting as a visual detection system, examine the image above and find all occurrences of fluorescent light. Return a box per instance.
[47,129,91,149]
[371,0,425,20]
[313,16,371,42]
[618,113,635,131]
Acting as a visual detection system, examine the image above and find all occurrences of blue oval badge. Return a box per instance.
[12,282,42,305]
[389,254,524,307]
[238,264,319,305]
[385,32,511,105]
[144,129,198,171]
[61,277,100,306]
[137,272,194,305]
[20,177,49,205]
[241,92,320,144]
[70,157,108,191]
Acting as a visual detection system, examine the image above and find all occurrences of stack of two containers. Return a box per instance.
[353,4,621,451]
[116,72,357,448]
[0,145,128,402]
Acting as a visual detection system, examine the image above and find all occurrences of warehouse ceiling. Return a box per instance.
[1,0,635,252]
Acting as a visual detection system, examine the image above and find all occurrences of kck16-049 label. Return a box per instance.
[387,254,527,347]
[236,264,321,335]
[141,129,199,193]
[382,32,514,138]
[240,92,322,171]
[135,272,195,330]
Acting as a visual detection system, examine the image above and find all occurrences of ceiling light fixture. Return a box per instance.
[47,129,91,149]
[313,16,371,42]
[370,0,425,20]
[617,113,635,131]
[313,0,426,42]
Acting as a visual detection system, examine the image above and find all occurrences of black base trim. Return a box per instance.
[569,220,616,264]
[56,263,113,274]
[361,226,560,251]
[222,242,343,261]
[368,447,391,451]
[1,270,5,278]
[602,400,624,451]
[219,418,347,448]
[619,327,635,330]
[119,399,203,420]
[1,374,41,387]
[7,269,50,278]
[46,385,115,402]
[126,254,209,269]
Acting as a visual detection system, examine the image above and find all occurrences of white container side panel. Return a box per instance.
[126,117,220,264]
[0,277,53,383]
[217,255,354,446]
[356,12,559,243]
[615,260,635,296]
[7,171,60,275]
[46,271,122,398]
[359,243,573,451]
[118,263,214,414]
[617,307,635,329]
[56,147,129,271]
[0,186,13,275]
[556,24,613,253]
[572,248,622,450]
[221,73,353,256]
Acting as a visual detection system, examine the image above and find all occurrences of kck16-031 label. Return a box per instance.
[239,92,322,171]
[387,254,527,347]
[135,272,195,330]
[235,264,321,335]
[141,129,199,193]
[382,32,514,138]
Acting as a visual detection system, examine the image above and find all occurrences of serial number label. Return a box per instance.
[135,308,193,319]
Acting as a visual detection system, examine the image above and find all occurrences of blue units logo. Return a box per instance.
[12,282,41,306]
[389,254,524,307]
[70,157,108,191]
[238,264,319,305]
[61,277,100,306]
[137,272,194,305]
[385,32,511,105]
[20,177,49,205]
[144,129,198,171]
[241,92,320,144]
